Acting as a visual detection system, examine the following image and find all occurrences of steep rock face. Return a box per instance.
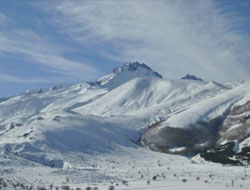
[218,101,250,144]
[201,99,250,165]
[97,62,162,89]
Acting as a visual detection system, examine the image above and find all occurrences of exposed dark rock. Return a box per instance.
[181,74,203,81]
[200,141,250,165]
[141,116,225,155]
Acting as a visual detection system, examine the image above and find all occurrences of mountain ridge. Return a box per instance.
[1,62,250,167]
[181,74,203,81]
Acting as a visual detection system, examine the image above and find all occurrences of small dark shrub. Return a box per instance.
[108,185,115,190]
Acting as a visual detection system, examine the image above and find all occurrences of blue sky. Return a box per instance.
[0,0,250,97]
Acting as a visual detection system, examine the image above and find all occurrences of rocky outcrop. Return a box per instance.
[141,100,250,165]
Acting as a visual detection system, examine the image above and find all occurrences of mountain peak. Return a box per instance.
[115,62,161,75]
[181,74,203,81]
[111,62,162,78]
[97,62,162,89]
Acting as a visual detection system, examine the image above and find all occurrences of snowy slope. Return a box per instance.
[0,111,148,167]
[163,80,250,130]
[78,79,226,116]
[0,62,250,169]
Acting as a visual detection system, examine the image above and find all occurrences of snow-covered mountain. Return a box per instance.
[1,62,250,169]
[96,62,162,89]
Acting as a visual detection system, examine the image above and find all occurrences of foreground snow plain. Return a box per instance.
[1,63,250,189]
[1,149,250,190]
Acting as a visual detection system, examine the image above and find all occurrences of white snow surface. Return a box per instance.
[1,63,250,189]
